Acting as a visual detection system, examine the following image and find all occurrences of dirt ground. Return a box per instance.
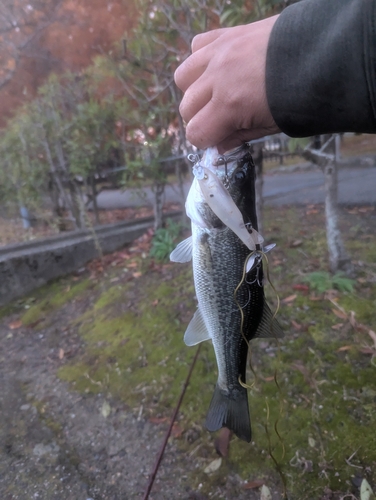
[0,279,272,500]
[0,235,271,500]
[2,202,376,499]
[1,143,376,498]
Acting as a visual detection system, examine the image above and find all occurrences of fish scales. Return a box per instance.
[170,144,283,442]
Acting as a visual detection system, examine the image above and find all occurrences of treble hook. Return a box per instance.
[245,254,263,286]
[244,243,276,285]
[214,153,236,185]
[216,154,229,187]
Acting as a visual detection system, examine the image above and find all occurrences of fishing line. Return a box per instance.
[234,249,288,498]
[262,253,289,499]
[234,250,260,390]
[264,399,289,499]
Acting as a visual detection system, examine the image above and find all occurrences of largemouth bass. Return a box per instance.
[171,144,283,442]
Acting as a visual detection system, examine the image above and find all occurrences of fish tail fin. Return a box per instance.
[205,385,251,442]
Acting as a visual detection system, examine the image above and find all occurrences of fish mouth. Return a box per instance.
[212,143,251,167]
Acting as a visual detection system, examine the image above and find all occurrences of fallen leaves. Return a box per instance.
[337,345,353,352]
[8,319,22,330]
[100,401,111,418]
[260,484,272,500]
[171,423,183,439]
[329,298,376,355]
[292,284,309,292]
[290,239,303,248]
[331,323,344,331]
[242,479,265,490]
[291,362,325,394]
[291,320,302,331]
[214,427,232,458]
[86,229,154,279]
[306,204,320,215]
[361,478,375,500]
[204,457,222,474]
[282,294,297,304]
[331,308,347,320]
[148,416,169,424]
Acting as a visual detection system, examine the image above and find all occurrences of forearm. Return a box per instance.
[266,0,376,137]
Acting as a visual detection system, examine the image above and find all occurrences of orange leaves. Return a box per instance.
[214,427,232,458]
[86,229,153,280]
[281,294,297,304]
[8,319,22,330]
[292,284,309,292]
[243,479,265,490]
[329,298,376,355]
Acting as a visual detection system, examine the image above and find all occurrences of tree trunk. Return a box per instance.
[304,134,353,274]
[90,175,100,225]
[41,134,78,230]
[323,139,352,274]
[170,83,190,226]
[175,158,189,226]
[153,181,165,231]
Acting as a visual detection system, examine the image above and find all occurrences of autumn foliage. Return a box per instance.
[0,0,137,127]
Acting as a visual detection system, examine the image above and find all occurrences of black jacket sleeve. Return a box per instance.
[265,0,376,137]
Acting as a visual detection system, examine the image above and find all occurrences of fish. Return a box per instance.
[170,144,283,442]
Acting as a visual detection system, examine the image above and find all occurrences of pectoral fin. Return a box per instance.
[170,236,193,263]
[184,308,211,346]
[254,301,284,339]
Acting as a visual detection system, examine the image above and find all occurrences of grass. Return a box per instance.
[1,203,376,498]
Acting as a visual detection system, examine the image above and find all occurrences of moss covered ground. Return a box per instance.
[2,204,376,499]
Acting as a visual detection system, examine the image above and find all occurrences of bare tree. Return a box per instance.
[304,135,353,274]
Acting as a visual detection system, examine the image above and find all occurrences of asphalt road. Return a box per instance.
[94,164,376,210]
[263,165,376,206]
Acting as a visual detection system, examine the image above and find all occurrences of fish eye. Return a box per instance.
[233,169,246,185]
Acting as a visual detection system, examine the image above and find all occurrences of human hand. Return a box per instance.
[175,16,280,153]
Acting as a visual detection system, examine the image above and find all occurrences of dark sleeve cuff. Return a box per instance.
[265,0,376,137]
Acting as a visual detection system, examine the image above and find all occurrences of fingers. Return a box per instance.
[217,127,280,154]
[175,28,228,92]
[184,96,237,149]
[191,28,227,52]
[184,92,280,152]
[174,52,207,93]
[174,17,280,149]
[179,80,212,124]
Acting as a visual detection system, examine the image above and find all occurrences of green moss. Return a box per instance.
[0,303,18,321]
[21,204,374,498]
[21,277,92,327]
[58,269,202,413]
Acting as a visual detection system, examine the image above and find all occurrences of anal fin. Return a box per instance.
[254,300,284,339]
